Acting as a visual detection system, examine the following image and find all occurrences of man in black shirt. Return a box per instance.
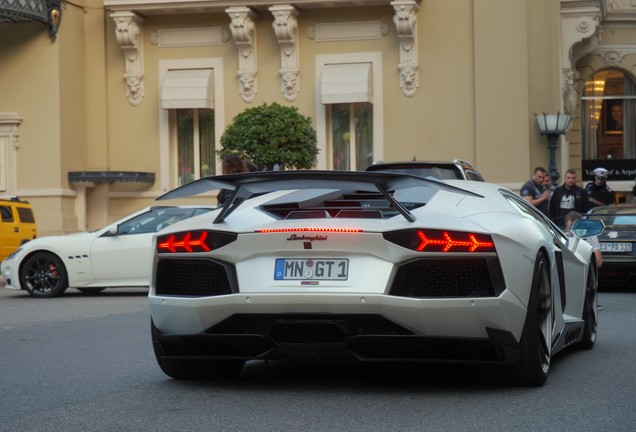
[520,167,550,216]
[549,169,588,229]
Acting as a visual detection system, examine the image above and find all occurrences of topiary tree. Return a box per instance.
[218,102,319,170]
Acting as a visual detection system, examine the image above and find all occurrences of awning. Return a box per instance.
[320,63,372,104]
[161,69,214,109]
[68,171,155,184]
[0,0,63,41]
[0,0,47,23]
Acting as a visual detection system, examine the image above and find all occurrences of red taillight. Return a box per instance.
[157,230,237,253]
[384,229,495,253]
[256,227,363,233]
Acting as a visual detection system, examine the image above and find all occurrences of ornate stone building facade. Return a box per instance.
[0,0,635,235]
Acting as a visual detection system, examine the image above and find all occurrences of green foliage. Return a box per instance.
[218,102,319,170]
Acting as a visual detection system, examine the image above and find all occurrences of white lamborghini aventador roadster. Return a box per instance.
[148,171,603,386]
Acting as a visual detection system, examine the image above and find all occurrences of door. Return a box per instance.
[89,232,155,286]
[0,205,17,261]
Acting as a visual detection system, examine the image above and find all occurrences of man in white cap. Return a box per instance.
[585,167,616,208]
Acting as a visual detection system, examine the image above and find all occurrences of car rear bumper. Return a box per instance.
[599,260,636,281]
[151,313,522,365]
[149,290,527,364]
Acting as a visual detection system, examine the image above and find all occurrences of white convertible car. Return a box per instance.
[148,171,603,386]
[1,205,214,298]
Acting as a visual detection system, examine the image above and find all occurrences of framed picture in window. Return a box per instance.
[604,100,624,135]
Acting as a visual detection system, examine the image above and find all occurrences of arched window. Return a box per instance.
[581,69,636,160]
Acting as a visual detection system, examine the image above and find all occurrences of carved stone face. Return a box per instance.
[282,73,296,90]
[240,74,254,90]
[402,68,417,87]
[128,77,141,94]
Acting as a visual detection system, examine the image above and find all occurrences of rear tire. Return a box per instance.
[151,320,244,380]
[514,252,553,386]
[578,258,598,350]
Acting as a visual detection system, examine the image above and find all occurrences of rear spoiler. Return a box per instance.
[157,170,483,224]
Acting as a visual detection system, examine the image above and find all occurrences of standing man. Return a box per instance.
[543,173,556,193]
[549,169,588,229]
[520,167,550,216]
[585,167,616,209]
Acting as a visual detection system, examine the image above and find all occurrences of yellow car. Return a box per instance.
[0,197,38,262]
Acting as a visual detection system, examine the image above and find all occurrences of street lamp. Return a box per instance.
[535,112,571,184]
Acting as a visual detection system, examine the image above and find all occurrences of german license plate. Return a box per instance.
[274,258,349,281]
[600,242,633,252]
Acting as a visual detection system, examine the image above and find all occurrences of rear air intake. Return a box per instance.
[389,258,504,298]
[155,258,234,297]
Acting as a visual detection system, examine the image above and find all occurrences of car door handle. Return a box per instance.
[14,227,19,232]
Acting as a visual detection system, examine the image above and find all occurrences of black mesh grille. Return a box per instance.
[389,258,499,298]
[260,191,424,220]
[156,258,233,297]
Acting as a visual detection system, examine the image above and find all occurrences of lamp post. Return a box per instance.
[535,112,571,184]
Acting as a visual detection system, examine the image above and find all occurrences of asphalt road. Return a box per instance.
[1,284,636,432]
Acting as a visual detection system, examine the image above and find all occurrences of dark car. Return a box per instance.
[365,159,484,181]
[585,204,636,283]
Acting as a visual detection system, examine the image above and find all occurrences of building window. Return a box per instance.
[159,60,224,191]
[175,109,215,185]
[581,69,636,160]
[315,53,383,170]
[329,103,373,170]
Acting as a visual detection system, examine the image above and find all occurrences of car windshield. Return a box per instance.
[587,213,636,227]
[368,166,462,180]
[116,207,212,235]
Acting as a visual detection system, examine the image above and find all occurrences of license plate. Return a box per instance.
[600,242,633,252]
[274,258,349,281]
